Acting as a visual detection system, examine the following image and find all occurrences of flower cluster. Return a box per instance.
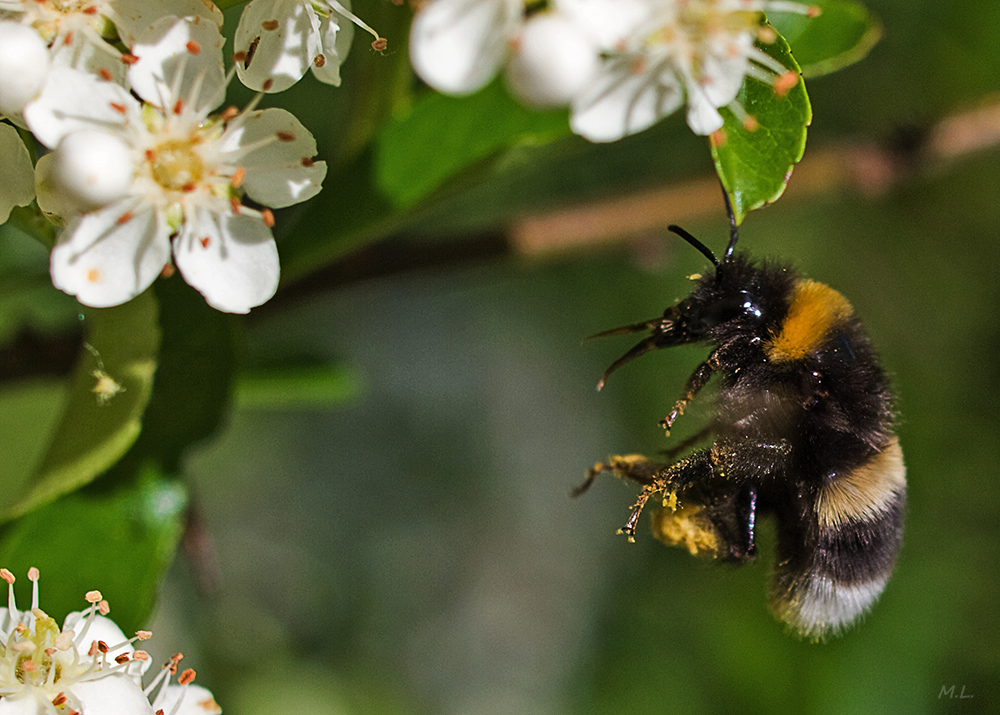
[409,0,818,140]
[0,568,219,715]
[0,0,386,313]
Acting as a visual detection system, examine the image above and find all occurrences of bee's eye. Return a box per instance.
[699,291,762,329]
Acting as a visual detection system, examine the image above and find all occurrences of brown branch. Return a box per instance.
[510,97,1000,256]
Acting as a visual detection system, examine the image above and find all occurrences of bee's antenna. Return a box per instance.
[667,225,718,267]
[721,186,740,259]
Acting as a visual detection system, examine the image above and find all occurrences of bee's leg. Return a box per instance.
[617,452,715,542]
[570,454,662,497]
[733,482,759,559]
[659,348,723,434]
[659,424,715,460]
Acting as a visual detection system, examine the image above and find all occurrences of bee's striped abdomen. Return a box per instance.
[770,439,906,639]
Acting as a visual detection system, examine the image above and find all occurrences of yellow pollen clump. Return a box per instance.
[149,139,204,191]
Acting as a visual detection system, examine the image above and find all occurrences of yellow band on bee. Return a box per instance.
[767,280,853,362]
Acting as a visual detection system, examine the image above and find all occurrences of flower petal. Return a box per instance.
[173,208,279,314]
[699,34,754,107]
[555,0,649,48]
[154,684,222,715]
[220,107,326,208]
[309,10,353,87]
[50,201,170,308]
[685,90,725,135]
[409,0,521,95]
[235,0,317,93]
[571,59,684,142]
[129,15,227,113]
[110,0,224,45]
[62,612,150,678]
[71,673,156,715]
[0,122,35,222]
[23,67,136,149]
[0,694,45,714]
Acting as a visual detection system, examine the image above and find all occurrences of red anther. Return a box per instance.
[186,40,201,55]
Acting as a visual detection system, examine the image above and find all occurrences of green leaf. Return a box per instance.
[128,276,236,469]
[374,80,571,208]
[0,466,187,634]
[710,32,811,225]
[768,0,882,78]
[0,290,160,522]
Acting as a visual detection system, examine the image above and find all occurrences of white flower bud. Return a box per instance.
[506,13,599,108]
[50,129,134,211]
[0,21,50,115]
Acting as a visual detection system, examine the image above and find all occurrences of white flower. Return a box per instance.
[0,568,152,714]
[0,0,223,87]
[234,0,386,93]
[570,0,815,141]
[0,568,221,715]
[24,17,327,314]
[0,123,35,223]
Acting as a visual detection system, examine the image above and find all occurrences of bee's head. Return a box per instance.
[592,224,791,389]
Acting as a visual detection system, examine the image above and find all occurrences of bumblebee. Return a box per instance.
[577,217,905,640]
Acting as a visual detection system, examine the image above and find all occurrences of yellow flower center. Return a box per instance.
[149,139,205,192]
[8,611,61,687]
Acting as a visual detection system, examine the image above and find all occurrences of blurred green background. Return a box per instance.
[2,0,999,713]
